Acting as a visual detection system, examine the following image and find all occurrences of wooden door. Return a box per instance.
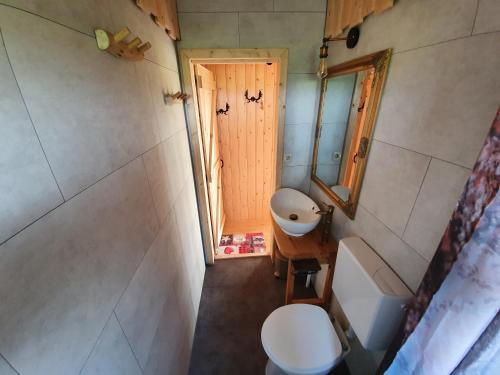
[205,63,278,224]
[195,65,225,248]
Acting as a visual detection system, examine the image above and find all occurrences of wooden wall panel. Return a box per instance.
[205,63,278,223]
[134,0,180,40]
[325,0,394,38]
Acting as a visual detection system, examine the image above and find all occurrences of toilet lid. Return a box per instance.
[261,304,342,374]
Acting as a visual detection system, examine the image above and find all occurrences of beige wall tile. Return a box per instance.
[143,277,195,375]
[0,6,161,198]
[403,159,470,261]
[374,33,500,168]
[143,130,192,225]
[0,2,202,374]
[115,213,180,369]
[285,73,320,124]
[327,0,477,64]
[80,314,142,375]
[142,144,172,225]
[281,165,312,193]
[284,123,315,166]
[0,34,63,244]
[0,159,158,375]
[359,141,430,236]
[178,0,273,12]
[0,0,113,35]
[0,356,16,375]
[275,0,326,12]
[174,179,206,314]
[239,12,325,73]
[178,13,239,49]
[142,61,186,141]
[473,0,500,34]
[311,180,428,292]
[343,205,429,292]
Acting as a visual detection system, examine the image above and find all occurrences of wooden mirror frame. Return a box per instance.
[311,49,392,219]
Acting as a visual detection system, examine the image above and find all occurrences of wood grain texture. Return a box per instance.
[325,0,394,38]
[195,65,224,248]
[135,0,180,40]
[205,63,278,223]
[180,48,288,264]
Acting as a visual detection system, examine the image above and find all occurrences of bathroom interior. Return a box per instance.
[0,1,498,375]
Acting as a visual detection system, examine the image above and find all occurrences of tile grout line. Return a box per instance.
[393,28,500,57]
[78,311,114,375]
[113,311,146,374]
[107,215,171,373]
[141,154,163,226]
[133,61,163,142]
[81,218,170,375]
[359,203,429,264]
[144,56,179,74]
[471,0,481,36]
[0,2,94,38]
[237,12,240,47]
[0,30,66,202]
[373,138,473,170]
[401,157,432,237]
[0,352,20,375]
[0,127,186,248]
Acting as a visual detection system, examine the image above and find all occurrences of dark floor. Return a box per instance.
[188,257,351,375]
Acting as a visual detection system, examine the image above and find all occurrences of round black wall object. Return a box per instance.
[346,27,360,49]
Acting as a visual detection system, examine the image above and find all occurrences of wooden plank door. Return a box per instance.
[194,65,225,248]
[204,63,278,224]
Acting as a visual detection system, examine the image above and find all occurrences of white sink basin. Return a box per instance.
[271,188,321,236]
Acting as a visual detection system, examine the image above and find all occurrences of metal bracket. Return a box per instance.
[216,103,230,116]
[244,90,263,103]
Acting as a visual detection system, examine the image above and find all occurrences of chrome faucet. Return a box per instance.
[316,202,335,245]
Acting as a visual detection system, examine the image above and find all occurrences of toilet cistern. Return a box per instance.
[261,237,413,375]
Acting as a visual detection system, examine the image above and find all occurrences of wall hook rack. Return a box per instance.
[244,90,263,103]
[163,91,189,104]
[216,103,230,116]
[94,27,151,61]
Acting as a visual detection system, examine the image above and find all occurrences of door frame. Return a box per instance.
[179,48,288,264]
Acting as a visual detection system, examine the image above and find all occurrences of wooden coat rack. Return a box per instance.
[95,27,151,61]
[163,91,189,104]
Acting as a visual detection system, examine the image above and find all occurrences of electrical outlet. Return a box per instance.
[332,152,341,161]
[284,154,292,162]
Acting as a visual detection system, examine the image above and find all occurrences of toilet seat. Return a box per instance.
[261,304,343,375]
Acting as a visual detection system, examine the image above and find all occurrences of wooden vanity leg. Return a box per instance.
[285,258,295,305]
[321,262,335,309]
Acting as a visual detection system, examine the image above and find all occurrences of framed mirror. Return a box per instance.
[312,49,392,219]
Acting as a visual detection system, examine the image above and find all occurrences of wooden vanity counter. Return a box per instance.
[271,218,338,309]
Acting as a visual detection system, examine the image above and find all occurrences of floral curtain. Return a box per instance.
[378,107,500,374]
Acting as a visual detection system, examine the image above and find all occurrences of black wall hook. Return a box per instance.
[216,103,230,116]
[244,90,263,103]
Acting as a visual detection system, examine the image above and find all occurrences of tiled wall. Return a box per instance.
[311,3,500,372]
[177,0,327,193]
[312,0,500,292]
[0,1,205,374]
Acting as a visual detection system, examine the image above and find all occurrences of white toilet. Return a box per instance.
[261,237,413,375]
